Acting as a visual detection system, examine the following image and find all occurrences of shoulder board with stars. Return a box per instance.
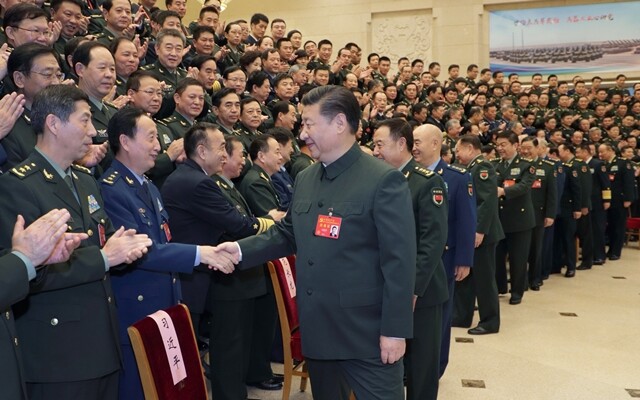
[101,171,121,185]
[489,157,501,163]
[259,172,270,182]
[140,64,155,71]
[156,118,169,126]
[71,163,92,174]
[520,157,534,163]
[447,164,467,174]
[10,162,38,179]
[161,116,177,124]
[542,159,555,167]
[215,179,229,190]
[412,165,434,179]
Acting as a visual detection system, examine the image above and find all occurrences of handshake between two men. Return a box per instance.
[201,242,242,274]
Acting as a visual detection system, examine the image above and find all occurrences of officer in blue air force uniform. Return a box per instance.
[100,108,235,400]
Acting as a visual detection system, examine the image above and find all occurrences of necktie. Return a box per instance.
[141,181,153,208]
[64,173,79,203]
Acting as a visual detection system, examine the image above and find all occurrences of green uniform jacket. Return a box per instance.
[574,157,593,210]
[1,109,35,170]
[468,154,505,244]
[530,158,558,225]
[289,152,315,181]
[493,155,536,233]
[210,175,268,301]
[237,143,416,360]
[145,120,181,189]
[0,253,29,400]
[238,164,282,215]
[0,152,121,382]
[402,159,449,307]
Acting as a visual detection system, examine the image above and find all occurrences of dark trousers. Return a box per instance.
[591,208,607,261]
[453,241,500,331]
[180,270,210,339]
[28,371,118,400]
[607,206,627,257]
[577,211,594,267]
[439,248,456,377]
[245,287,278,383]
[118,345,143,400]
[553,214,578,272]
[496,229,532,299]
[527,224,545,285]
[541,225,555,278]
[210,297,255,400]
[307,357,404,400]
[405,303,442,400]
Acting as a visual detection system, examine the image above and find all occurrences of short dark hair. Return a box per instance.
[155,10,180,26]
[286,29,301,39]
[379,56,390,63]
[50,0,83,12]
[411,59,423,67]
[458,134,482,150]
[275,37,291,49]
[247,70,269,92]
[222,65,245,80]
[448,64,459,72]
[175,77,204,96]
[102,0,130,11]
[300,85,360,134]
[239,50,261,70]
[271,18,285,28]
[199,5,219,18]
[271,100,292,120]
[190,54,216,70]
[249,134,274,161]
[495,131,518,144]
[377,118,413,152]
[156,28,186,46]
[72,41,110,75]
[192,25,215,41]
[4,3,48,31]
[224,134,242,156]
[125,70,158,92]
[32,84,89,135]
[317,39,332,49]
[212,87,238,108]
[467,64,478,72]
[267,127,294,146]
[107,107,147,155]
[250,13,268,25]
[520,136,538,146]
[240,96,260,114]
[367,52,379,63]
[185,122,219,159]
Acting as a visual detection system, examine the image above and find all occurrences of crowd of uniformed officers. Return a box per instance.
[0,1,639,399]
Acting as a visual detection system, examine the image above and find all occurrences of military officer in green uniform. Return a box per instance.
[0,84,151,400]
[493,131,536,304]
[373,118,448,400]
[288,139,315,181]
[1,209,85,400]
[215,86,415,400]
[519,137,557,287]
[2,45,64,169]
[125,71,184,188]
[158,78,205,140]
[453,134,503,333]
[141,29,189,119]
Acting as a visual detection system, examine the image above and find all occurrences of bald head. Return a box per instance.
[412,124,443,166]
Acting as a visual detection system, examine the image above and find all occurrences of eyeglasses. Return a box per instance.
[133,89,164,97]
[30,70,65,81]
[11,26,52,37]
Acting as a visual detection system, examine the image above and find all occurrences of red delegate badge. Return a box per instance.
[504,179,516,188]
[162,222,172,242]
[315,214,342,239]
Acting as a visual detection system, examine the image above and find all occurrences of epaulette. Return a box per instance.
[161,116,177,124]
[140,64,154,71]
[575,157,584,162]
[157,118,168,126]
[104,101,118,110]
[520,157,534,163]
[259,172,270,182]
[101,170,121,185]
[542,159,555,167]
[447,164,467,174]
[10,161,38,179]
[93,32,105,37]
[412,165,434,178]
[71,163,91,174]
[490,158,501,163]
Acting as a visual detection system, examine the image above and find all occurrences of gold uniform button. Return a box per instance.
[107,296,112,303]
[172,278,177,284]
[100,219,105,224]
[521,208,525,212]
[87,229,93,237]
[14,338,18,346]
[5,311,10,320]
[445,245,449,251]
[51,318,59,326]
[137,295,144,301]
